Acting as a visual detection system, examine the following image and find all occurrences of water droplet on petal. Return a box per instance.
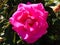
[31,16,35,19]
[30,27,34,31]
[39,16,40,17]
[24,34,28,39]
[36,22,38,26]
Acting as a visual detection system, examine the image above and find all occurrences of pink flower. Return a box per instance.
[9,3,48,43]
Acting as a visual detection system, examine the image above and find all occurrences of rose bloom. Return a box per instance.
[9,3,48,43]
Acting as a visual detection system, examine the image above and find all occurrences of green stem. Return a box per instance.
[13,32,16,44]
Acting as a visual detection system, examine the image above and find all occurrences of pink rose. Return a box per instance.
[9,3,48,43]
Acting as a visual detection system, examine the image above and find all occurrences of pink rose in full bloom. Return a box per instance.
[9,3,48,43]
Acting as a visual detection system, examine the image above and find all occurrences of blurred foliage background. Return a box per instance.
[0,0,60,45]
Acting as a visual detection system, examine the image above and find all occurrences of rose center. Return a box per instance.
[25,16,36,26]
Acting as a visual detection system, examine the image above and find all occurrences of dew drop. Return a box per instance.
[24,34,28,39]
